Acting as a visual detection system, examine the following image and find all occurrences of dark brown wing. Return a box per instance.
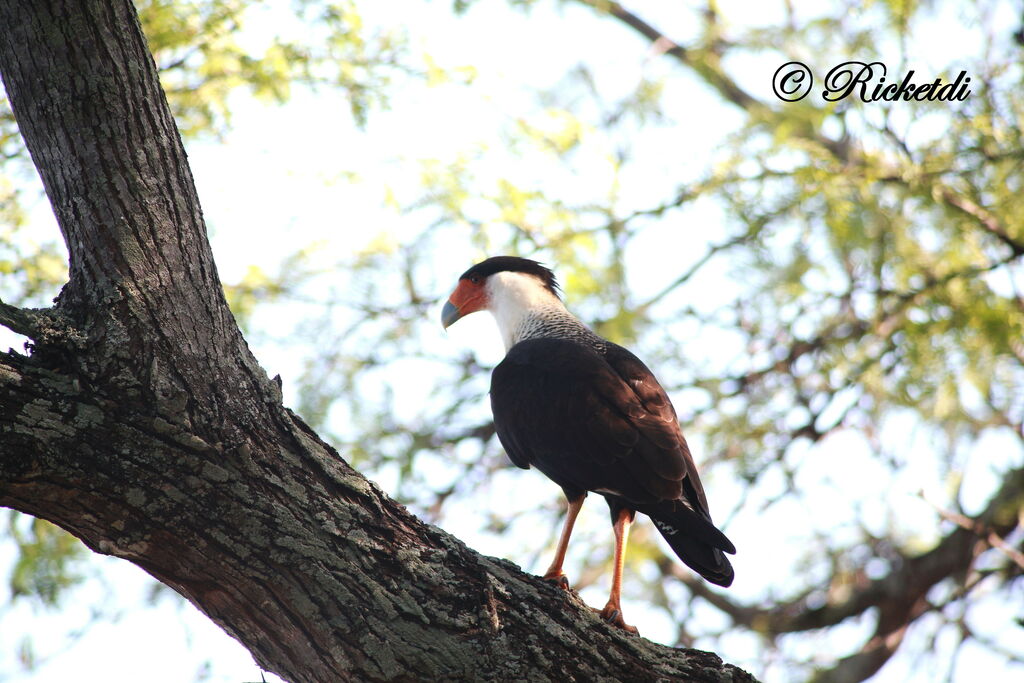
[490,337,736,580]
[490,337,700,510]
[601,341,713,514]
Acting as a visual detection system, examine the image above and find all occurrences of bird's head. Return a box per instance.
[441,256,561,330]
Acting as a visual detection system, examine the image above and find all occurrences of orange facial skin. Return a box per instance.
[441,278,488,328]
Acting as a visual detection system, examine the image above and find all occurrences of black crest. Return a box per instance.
[460,256,560,296]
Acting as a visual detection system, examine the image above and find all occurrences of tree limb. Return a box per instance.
[923,492,1024,571]
[573,1,853,161]
[936,186,1024,257]
[0,299,43,338]
[578,0,760,111]
[668,464,1023,683]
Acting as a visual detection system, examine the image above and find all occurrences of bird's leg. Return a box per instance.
[599,507,638,634]
[542,494,585,590]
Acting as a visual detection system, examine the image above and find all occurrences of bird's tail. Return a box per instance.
[642,502,735,587]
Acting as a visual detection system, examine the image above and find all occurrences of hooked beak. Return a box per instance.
[442,277,487,329]
[441,300,462,329]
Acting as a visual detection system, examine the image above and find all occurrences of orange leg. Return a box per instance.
[599,507,638,634]
[542,495,585,589]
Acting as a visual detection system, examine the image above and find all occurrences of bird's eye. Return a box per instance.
[469,275,481,284]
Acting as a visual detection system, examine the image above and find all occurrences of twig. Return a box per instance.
[936,187,1024,257]
[920,491,1024,570]
[0,299,43,338]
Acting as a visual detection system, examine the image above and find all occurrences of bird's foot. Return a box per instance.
[541,571,571,590]
[596,604,639,635]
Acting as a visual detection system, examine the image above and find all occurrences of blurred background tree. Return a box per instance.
[2,0,1022,681]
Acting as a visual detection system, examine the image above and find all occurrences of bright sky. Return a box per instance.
[2,1,1023,682]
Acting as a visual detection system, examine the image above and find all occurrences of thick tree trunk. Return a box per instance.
[0,1,756,681]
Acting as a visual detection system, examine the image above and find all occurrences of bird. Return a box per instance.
[441,255,735,633]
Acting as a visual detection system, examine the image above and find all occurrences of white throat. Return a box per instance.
[485,271,570,350]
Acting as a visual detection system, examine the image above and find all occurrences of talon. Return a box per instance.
[542,573,571,590]
[598,604,638,634]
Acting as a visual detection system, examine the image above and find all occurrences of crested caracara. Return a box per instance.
[442,256,735,633]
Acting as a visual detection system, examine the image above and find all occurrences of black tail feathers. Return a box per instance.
[643,503,735,587]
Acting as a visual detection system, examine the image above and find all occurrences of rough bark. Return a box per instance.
[0,1,756,681]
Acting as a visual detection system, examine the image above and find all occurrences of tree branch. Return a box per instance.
[0,299,43,338]
[936,186,1024,257]
[669,463,1023,680]
[580,0,760,111]
[573,1,856,161]
[924,492,1024,570]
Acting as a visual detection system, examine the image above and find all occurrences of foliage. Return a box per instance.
[0,0,406,301]
[6,513,85,606]
[273,1,1024,680]
[3,0,1024,681]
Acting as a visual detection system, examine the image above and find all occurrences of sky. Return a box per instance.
[2,1,1023,682]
